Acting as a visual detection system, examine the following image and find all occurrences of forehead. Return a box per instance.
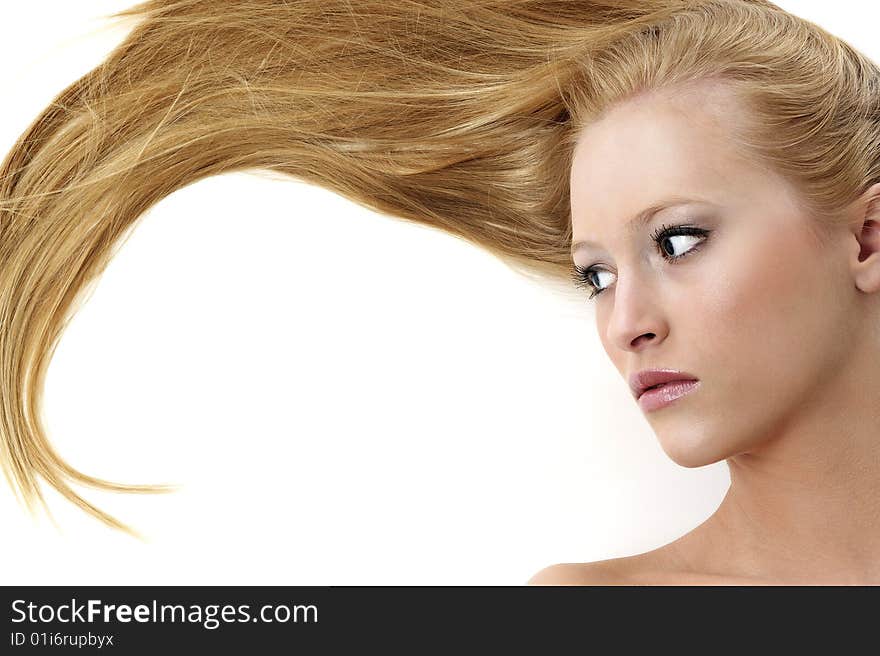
[569,83,761,244]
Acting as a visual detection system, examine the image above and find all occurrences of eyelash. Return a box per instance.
[571,222,711,300]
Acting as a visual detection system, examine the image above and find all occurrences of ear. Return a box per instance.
[848,182,880,294]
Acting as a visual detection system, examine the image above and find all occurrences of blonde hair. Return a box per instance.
[1,0,877,536]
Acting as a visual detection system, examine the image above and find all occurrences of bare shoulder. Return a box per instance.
[527,547,695,586]
[527,551,761,586]
[528,523,757,585]
[526,558,639,586]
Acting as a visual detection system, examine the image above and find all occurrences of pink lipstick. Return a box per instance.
[629,369,700,412]
[637,379,699,412]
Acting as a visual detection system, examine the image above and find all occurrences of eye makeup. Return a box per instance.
[571,222,712,300]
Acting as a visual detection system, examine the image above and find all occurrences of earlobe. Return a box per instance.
[850,183,880,293]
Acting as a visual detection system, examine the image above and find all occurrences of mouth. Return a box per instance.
[637,379,700,412]
[629,369,700,401]
[638,379,697,398]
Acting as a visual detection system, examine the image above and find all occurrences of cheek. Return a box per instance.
[652,232,822,463]
[696,243,799,360]
[692,227,847,416]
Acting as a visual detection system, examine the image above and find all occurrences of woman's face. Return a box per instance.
[568,81,863,467]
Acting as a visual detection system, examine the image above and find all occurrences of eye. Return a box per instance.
[571,222,711,301]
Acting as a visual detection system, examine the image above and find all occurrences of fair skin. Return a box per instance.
[529,79,880,585]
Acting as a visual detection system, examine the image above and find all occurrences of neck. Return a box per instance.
[691,340,880,584]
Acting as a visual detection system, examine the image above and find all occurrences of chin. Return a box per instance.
[655,430,731,468]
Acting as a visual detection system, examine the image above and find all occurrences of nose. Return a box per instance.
[603,273,668,352]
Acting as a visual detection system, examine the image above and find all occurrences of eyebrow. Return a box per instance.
[570,196,705,257]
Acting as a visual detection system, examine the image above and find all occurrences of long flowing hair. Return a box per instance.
[2,0,878,536]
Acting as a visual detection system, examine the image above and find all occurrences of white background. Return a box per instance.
[0,1,871,585]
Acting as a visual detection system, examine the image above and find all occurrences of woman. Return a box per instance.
[1,0,878,584]
[530,76,880,585]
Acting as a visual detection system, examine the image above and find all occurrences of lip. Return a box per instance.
[629,369,700,401]
[637,379,700,412]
